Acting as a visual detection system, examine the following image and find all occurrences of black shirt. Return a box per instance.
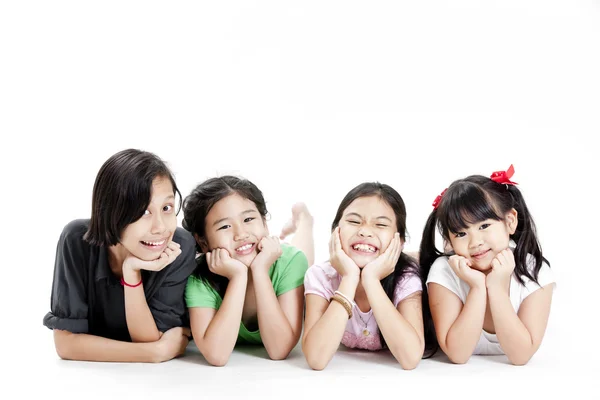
[43,219,197,342]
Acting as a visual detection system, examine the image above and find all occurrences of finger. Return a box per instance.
[334,227,343,252]
[213,249,221,269]
[206,251,212,267]
[491,258,501,270]
[392,234,402,261]
[167,241,180,251]
[495,250,507,266]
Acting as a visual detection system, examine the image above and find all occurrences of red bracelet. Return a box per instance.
[120,277,143,288]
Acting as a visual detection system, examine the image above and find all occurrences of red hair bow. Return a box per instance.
[432,188,447,210]
[490,164,518,185]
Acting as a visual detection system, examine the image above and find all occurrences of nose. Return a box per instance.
[151,213,166,235]
[233,224,250,241]
[468,231,484,249]
[358,227,373,238]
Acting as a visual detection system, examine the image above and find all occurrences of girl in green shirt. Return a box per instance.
[182,176,313,366]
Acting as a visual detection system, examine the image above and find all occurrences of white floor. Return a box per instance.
[17,297,598,400]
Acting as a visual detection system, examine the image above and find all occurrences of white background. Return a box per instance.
[1,0,599,398]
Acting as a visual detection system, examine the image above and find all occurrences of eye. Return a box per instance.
[163,205,173,212]
[347,220,360,225]
[217,224,231,231]
[453,231,466,238]
[376,224,388,228]
[143,210,151,216]
[480,223,490,230]
[244,217,255,223]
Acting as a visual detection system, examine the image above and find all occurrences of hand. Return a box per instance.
[448,255,486,289]
[486,248,515,291]
[206,248,248,279]
[250,236,283,272]
[329,227,360,279]
[361,233,402,282]
[123,241,182,273]
[155,327,190,363]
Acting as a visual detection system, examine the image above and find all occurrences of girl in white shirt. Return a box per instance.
[419,165,555,365]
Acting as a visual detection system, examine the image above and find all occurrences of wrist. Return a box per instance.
[486,284,508,298]
[340,274,360,292]
[360,273,381,289]
[122,267,142,286]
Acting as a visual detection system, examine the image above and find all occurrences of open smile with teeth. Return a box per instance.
[235,243,255,254]
[141,239,166,248]
[352,243,377,253]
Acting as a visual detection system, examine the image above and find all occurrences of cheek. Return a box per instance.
[379,231,396,250]
[338,227,353,251]
[205,231,227,250]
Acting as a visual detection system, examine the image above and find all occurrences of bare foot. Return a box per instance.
[279,202,313,240]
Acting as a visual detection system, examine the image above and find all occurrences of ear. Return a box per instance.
[194,233,209,253]
[506,208,518,234]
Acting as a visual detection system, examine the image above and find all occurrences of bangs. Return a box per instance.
[440,184,503,234]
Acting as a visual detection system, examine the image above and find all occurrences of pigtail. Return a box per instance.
[507,185,550,286]
[419,210,442,358]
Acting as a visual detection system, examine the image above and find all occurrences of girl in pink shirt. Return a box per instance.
[302,182,437,370]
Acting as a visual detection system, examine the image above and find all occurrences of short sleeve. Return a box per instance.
[304,264,337,300]
[42,220,90,333]
[185,275,221,309]
[522,260,555,300]
[147,228,198,332]
[273,246,309,296]
[426,256,464,301]
[393,274,423,307]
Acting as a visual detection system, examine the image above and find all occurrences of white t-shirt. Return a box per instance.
[426,252,555,355]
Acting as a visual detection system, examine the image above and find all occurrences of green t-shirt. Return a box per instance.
[185,243,308,345]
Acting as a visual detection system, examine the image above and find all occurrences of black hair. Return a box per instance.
[420,173,550,295]
[182,175,268,296]
[333,182,438,357]
[84,148,181,247]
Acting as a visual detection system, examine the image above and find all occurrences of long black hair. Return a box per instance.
[181,175,268,297]
[419,174,550,292]
[333,182,438,357]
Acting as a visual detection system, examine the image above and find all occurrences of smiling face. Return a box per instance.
[337,195,398,268]
[118,176,177,261]
[202,192,269,267]
[447,209,518,271]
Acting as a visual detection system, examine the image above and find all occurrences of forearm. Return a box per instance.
[302,276,359,370]
[444,287,487,364]
[252,270,297,360]
[123,269,160,342]
[362,277,423,369]
[53,330,162,363]
[488,287,535,365]
[194,275,247,366]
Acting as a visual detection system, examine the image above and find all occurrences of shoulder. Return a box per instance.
[58,219,91,251]
[173,227,196,253]
[517,255,555,294]
[427,256,454,279]
[167,227,198,276]
[60,219,90,240]
[425,256,465,300]
[279,243,308,263]
[304,260,340,293]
